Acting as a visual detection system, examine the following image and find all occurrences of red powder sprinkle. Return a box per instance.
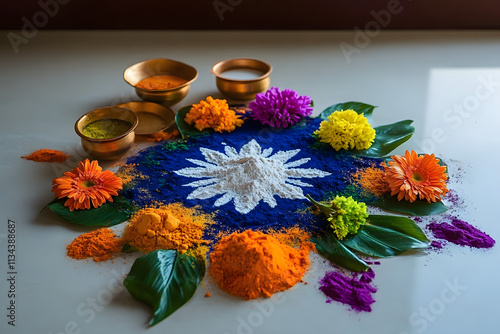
[21,149,70,163]
[427,217,495,249]
[204,292,211,298]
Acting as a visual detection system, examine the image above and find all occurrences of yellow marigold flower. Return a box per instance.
[184,96,244,133]
[314,109,376,151]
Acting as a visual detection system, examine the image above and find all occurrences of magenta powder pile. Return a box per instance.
[319,268,377,312]
[427,217,495,249]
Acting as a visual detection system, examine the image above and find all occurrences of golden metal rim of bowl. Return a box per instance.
[123,58,199,92]
[75,107,139,142]
[114,101,175,135]
[211,58,272,82]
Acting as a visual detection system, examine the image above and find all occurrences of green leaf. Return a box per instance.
[306,194,333,217]
[312,233,369,272]
[358,120,415,157]
[367,215,429,242]
[342,225,429,257]
[174,106,211,139]
[370,195,448,216]
[47,198,131,227]
[318,101,376,120]
[124,250,205,326]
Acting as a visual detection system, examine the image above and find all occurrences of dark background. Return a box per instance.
[2,0,500,30]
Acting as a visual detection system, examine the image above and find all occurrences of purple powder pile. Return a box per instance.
[427,217,495,249]
[319,269,377,312]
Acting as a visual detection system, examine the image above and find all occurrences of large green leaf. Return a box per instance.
[318,101,376,120]
[367,215,429,242]
[47,197,132,227]
[174,106,211,139]
[124,250,205,326]
[312,233,369,272]
[359,120,415,157]
[370,195,448,216]
[342,225,429,257]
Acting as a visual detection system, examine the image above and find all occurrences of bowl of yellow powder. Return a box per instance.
[75,106,138,160]
[123,58,198,106]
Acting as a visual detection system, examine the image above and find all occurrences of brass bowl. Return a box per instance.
[123,58,198,106]
[75,106,138,161]
[114,101,175,135]
[211,58,272,100]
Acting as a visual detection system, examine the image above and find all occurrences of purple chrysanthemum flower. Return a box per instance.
[249,87,313,128]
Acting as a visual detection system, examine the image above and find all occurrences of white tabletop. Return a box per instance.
[1,30,499,334]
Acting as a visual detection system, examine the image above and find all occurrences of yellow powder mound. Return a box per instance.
[123,203,212,253]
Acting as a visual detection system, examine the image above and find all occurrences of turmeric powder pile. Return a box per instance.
[67,228,123,262]
[123,203,211,253]
[353,165,391,197]
[135,75,188,90]
[209,230,310,300]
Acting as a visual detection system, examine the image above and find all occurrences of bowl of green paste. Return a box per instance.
[75,106,138,160]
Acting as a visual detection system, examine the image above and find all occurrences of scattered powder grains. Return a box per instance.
[427,217,495,249]
[209,230,310,300]
[123,203,212,253]
[67,228,123,262]
[353,165,390,197]
[265,226,315,251]
[143,129,180,142]
[319,269,377,312]
[21,149,70,163]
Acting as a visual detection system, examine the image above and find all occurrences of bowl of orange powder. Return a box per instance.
[123,58,198,106]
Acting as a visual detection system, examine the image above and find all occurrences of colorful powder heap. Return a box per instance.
[209,230,311,300]
[427,216,495,249]
[67,228,123,262]
[319,269,377,312]
[123,203,213,254]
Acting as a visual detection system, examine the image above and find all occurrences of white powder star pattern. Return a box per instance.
[174,139,331,214]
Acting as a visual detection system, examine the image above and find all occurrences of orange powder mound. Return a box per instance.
[123,203,212,254]
[353,165,391,197]
[67,228,123,262]
[144,129,180,142]
[22,149,70,163]
[209,230,310,300]
[135,75,188,90]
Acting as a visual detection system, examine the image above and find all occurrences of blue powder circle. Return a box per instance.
[123,118,381,240]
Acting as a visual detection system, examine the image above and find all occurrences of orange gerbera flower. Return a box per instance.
[52,159,123,211]
[384,150,448,203]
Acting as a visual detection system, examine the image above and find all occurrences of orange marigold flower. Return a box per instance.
[52,159,123,211]
[184,96,244,133]
[384,150,448,203]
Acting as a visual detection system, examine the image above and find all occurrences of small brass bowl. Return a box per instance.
[114,101,175,135]
[123,58,198,106]
[75,106,138,161]
[211,58,272,100]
